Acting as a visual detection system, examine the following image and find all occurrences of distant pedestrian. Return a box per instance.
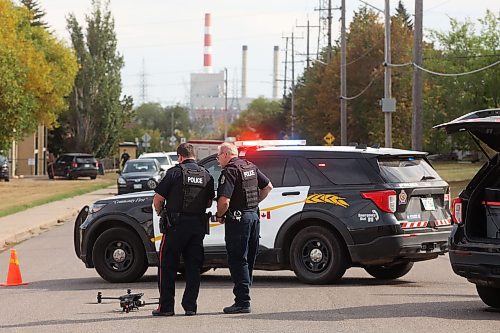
[120,150,130,168]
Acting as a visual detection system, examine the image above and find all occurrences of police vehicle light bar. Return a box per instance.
[235,140,306,147]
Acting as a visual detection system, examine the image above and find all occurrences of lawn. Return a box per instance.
[0,173,116,217]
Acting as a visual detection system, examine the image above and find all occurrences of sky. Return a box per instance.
[36,0,500,107]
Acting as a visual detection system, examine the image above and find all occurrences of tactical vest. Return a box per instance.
[179,164,209,214]
[230,160,259,209]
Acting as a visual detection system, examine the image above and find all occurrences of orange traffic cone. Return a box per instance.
[1,249,28,286]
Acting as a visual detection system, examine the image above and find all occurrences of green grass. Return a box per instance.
[0,182,113,218]
[432,161,482,182]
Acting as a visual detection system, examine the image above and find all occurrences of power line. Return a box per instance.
[388,60,500,76]
[340,69,382,101]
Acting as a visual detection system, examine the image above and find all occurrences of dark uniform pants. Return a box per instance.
[224,209,260,307]
[158,215,205,312]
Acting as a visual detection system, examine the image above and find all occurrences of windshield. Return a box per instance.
[169,154,178,162]
[378,157,442,183]
[123,161,157,173]
[154,157,171,166]
[0,156,6,164]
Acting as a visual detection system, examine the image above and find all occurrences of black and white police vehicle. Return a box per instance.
[74,140,452,284]
[435,109,500,308]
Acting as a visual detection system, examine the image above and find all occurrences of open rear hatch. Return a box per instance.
[434,108,500,242]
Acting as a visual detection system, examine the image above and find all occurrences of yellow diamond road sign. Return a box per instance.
[323,132,335,145]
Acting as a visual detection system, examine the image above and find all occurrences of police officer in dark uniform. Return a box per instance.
[152,143,215,317]
[215,142,273,314]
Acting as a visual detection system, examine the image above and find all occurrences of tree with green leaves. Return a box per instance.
[423,10,500,153]
[229,97,285,140]
[20,0,47,28]
[0,0,77,151]
[395,0,413,30]
[120,102,190,153]
[62,0,133,157]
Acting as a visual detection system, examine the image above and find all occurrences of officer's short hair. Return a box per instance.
[219,142,238,156]
[177,143,196,159]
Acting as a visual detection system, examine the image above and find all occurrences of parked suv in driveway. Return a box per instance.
[74,142,452,284]
[48,153,98,180]
[435,108,500,309]
[0,155,9,181]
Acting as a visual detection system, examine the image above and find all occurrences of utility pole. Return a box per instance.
[291,32,295,139]
[296,19,320,69]
[383,0,394,148]
[224,67,228,140]
[412,0,423,151]
[283,37,289,99]
[340,0,347,146]
[360,0,395,147]
[139,58,148,105]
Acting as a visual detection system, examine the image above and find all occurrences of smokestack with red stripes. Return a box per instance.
[203,13,213,73]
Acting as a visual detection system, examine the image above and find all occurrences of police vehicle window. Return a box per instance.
[248,157,286,187]
[283,159,300,186]
[202,158,222,190]
[296,158,330,186]
[377,157,442,183]
[309,158,372,185]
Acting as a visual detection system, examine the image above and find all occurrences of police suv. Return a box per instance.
[74,141,452,284]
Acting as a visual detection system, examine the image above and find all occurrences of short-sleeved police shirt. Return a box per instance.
[155,159,215,213]
[217,157,270,201]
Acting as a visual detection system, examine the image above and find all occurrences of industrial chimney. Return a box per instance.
[203,13,212,73]
[241,45,248,98]
[272,46,279,99]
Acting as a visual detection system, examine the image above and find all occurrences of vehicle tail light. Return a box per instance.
[451,197,463,224]
[71,162,78,168]
[361,190,397,213]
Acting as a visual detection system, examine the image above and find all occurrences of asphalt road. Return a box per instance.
[0,219,499,333]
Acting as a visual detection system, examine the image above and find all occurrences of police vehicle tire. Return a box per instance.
[290,226,347,285]
[476,285,500,308]
[92,227,148,283]
[364,261,414,280]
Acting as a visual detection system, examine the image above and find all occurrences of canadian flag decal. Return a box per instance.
[261,211,271,219]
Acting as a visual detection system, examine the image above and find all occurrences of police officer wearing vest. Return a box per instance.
[152,143,215,317]
[215,142,273,314]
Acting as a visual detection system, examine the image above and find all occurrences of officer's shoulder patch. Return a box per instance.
[220,174,225,185]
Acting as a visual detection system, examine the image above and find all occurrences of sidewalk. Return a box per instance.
[0,186,116,251]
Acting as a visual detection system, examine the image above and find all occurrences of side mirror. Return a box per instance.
[160,168,166,172]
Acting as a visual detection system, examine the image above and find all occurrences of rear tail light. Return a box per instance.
[361,190,397,213]
[451,197,463,224]
[71,162,78,168]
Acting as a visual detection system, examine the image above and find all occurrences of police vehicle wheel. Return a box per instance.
[92,228,148,283]
[476,285,500,308]
[290,226,347,284]
[364,261,413,280]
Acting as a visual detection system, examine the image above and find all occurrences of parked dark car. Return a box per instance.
[117,158,164,194]
[48,153,98,180]
[435,108,500,309]
[0,155,9,182]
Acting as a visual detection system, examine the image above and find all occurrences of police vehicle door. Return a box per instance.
[247,157,309,248]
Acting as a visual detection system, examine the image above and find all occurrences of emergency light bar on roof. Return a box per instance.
[235,140,306,147]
